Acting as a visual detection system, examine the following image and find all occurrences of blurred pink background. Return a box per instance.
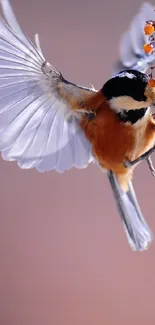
[1,0,155,324]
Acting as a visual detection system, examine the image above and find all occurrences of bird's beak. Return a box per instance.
[145,80,155,105]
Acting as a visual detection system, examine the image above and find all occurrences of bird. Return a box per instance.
[0,0,155,251]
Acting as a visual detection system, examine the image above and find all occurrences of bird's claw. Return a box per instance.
[123,144,155,176]
[123,160,133,168]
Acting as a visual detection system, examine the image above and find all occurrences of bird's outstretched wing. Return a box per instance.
[114,2,155,74]
[0,0,100,172]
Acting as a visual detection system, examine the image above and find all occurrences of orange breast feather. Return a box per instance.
[80,101,155,177]
[80,101,136,174]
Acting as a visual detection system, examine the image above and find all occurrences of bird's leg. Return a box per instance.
[123,144,155,176]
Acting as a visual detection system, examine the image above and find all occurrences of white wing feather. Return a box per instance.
[0,0,95,172]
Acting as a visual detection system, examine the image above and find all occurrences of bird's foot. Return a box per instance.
[123,144,155,176]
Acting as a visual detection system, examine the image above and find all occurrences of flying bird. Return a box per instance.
[0,0,155,251]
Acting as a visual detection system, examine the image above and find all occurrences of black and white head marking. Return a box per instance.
[102,69,150,113]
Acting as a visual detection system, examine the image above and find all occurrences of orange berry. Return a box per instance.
[148,78,155,87]
[144,23,154,35]
[143,43,153,53]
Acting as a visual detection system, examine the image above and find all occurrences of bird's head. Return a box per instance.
[101,69,155,112]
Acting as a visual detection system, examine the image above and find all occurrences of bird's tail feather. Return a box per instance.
[107,171,153,251]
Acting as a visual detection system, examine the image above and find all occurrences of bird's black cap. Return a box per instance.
[102,69,149,102]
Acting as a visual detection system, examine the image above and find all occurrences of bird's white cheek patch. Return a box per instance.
[110,96,150,112]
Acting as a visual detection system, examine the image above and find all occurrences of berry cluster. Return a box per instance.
[143,17,155,83]
[143,21,155,54]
